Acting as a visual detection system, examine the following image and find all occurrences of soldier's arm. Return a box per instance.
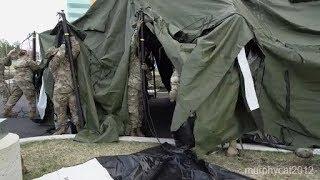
[49,47,65,72]
[70,37,80,59]
[1,49,16,66]
[28,59,40,71]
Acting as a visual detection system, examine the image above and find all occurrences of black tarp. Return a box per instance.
[97,143,251,180]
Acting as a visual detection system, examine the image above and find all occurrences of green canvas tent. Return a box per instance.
[38,0,320,153]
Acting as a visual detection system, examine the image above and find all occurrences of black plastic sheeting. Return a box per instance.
[97,143,252,180]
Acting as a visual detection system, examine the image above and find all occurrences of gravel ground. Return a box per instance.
[21,140,320,180]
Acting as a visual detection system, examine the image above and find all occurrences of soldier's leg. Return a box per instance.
[19,81,37,119]
[127,86,145,137]
[226,139,239,157]
[3,83,22,117]
[127,86,139,136]
[135,92,144,137]
[68,93,80,132]
[0,81,10,105]
[52,92,68,135]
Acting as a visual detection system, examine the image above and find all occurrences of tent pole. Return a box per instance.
[32,31,36,61]
[152,66,157,98]
[58,10,85,129]
[138,10,148,120]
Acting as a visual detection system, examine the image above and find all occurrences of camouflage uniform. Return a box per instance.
[4,50,39,118]
[126,31,144,136]
[0,57,12,105]
[0,49,18,107]
[169,69,180,102]
[46,37,80,134]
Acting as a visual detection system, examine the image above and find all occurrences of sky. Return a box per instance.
[0,0,66,49]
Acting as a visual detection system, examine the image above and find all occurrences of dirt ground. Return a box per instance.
[21,140,320,180]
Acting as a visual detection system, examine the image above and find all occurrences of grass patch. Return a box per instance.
[200,149,320,180]
[22,140,156,180]
[21,140,320,180]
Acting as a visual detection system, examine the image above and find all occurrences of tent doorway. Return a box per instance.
[139,24,176,138]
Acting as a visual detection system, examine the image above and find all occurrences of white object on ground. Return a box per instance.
[0,118,6,123]
[237,48,260,111]
[37,77,47,119]
[19,135,320,155]
[19,134,76,145]
[35,158,113,180]
[0,133,22,180]
[119,136,175,145]
[19,135,175,145]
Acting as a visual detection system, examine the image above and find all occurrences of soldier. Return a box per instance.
[3,50,39,119]
[0,49,17,107]
[169,69,180,102]
[126,30,145,137]
[45,36,80,135]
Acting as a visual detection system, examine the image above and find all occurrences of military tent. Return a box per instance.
[38,0,320,153]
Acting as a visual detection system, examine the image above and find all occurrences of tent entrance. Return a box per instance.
[139,24,176,138]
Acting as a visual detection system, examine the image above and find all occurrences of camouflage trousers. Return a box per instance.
[52,90,79,128]
[0,81,10,105]
[126,85,143,135]
[5,80,36,113]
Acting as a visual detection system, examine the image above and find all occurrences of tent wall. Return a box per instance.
[38,0,320,152]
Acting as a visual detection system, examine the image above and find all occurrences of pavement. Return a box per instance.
[1,94,174,139]
[1,96,54,138]
[5,118,53,138]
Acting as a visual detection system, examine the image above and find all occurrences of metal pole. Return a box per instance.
[152,66,157,98]
[32,31,36,61]
[138,10,148,121]
[58,10,84,128]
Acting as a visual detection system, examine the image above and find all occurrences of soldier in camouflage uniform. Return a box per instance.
[169,69,180,102]
[0,49,17,107]
[126,30,145,137]
[3,50,39,119]
[45,36,80,135]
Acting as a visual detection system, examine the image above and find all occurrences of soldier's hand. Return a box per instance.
[8,48,17,57]
[141,63,148,70]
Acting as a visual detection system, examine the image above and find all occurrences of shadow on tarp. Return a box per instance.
[97,143,252,180]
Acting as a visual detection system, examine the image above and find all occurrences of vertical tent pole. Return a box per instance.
[152,66,157,98]
[138,10,148,120]
[32,31,36,61]
[58,10,85,129]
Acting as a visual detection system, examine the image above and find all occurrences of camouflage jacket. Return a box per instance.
[128,31,142,90]
[13,55,39,83]
[49,37,80,94]
[0,57,11,82]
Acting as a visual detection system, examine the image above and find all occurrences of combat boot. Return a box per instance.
[21,156,27,174]
[2,107,18,118]
[226,140,239,157]
[136,128,145,137]
[29,109,37,120]
[130,131,137,136]
[294,148,313,158]
[53,124,68,135]
[74,121,81,133]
